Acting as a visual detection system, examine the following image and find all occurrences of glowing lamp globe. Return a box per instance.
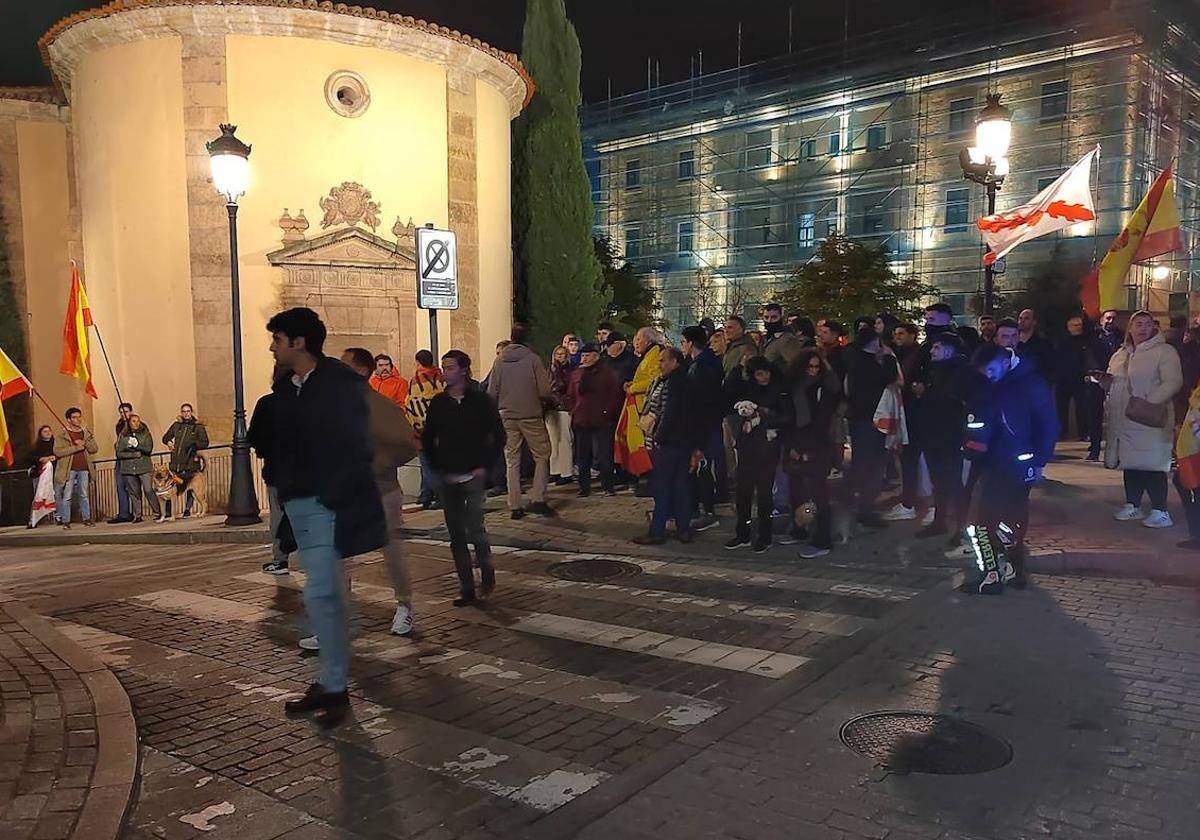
[206,124,251,203]
[975,94,1013,163]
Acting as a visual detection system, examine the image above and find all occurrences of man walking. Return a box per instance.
[342,348,420,636]
[424,350,506,606]
[568,343,623,497]
[53,407,98,528]
[162,403,209,517]
[267,307,386,728]
[369,354,409,408]
[487,322,555,519]
[116,415,160,523]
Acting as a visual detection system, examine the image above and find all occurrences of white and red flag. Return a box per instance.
[975,145,1099,265]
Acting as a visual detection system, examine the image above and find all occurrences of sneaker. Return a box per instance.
[1002,562,1016,584]
[298,636,320,651]
[604,489,617,497]
[1113,503,1144,521]
[131,517,144,524]
[154,515,167,523]
[577,489,591,498]
[691,514,720,532]
[453,593,478,607]
[511,508,526,520]
[106,516,132,524]
[724,536,752,550]
[390,605,414,636]
[263,560,290,575]
[798,545,830,559]
[882,503,917,521]
[528,502,557,517]
[779,530,805,546]
[61,523,71,530]
[920,508,936,527]
[752,538,770,554]
[828,468,844,480]
[1085,451,1100,461]
[632,533,667,546]
[481,567,496,596]
[1143,509,1173,528]
[82,520,94,527]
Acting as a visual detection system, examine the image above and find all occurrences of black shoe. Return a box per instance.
[604,489,617,497]
[420,500,434,510]
[554,476,573,486]
[577,490,590,498]
[915,523,947,539]
[677,530,694,544]
[262,560,289,575]
[1008,573,1027,590]
[511,508,526,520]
[481,567,496,596]
[487,487,506,498]
[634,485,653,498]
[1085,451,1100,461]
[752,538,770,554]
[316,694,350,729]
[453,593,478,607]
[724,536,752,550]
[632,533,667,546]
[131,517,144,524]
[285,684,347,715]
[529,502,556,517]
[106,516,132,524]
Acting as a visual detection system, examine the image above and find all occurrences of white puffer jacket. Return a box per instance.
[1104,331,1183,472]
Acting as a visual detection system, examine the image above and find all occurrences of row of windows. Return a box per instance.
[619,81,1073,190]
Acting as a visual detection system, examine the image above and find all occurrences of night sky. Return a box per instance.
[2,0,1076,103]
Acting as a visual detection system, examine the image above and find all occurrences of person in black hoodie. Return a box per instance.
[266,307,386,728]
[248,365,292,575]
[683,325,729,527]
[785,349,841,558]
[424,350,507,606]
[961,342,1059,594]
[633,347,704,545]
[725,356,794,553]
[916,332,972,539]
[844,326,900,525]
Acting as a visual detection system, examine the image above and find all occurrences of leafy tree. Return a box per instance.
[774,234,936,326]
[1004,243,1089,338]
[594,236,665,333]
[0,172,31,466]
[511,0,609,357]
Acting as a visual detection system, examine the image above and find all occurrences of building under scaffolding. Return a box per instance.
[581,0,1200,330]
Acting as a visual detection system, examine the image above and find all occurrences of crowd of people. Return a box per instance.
[23,299,1200,727]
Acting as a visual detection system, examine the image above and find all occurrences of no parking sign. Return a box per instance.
[416,227,459,310]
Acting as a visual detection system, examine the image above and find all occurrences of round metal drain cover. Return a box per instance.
[840,711,1012,775]
[548,558,643,583]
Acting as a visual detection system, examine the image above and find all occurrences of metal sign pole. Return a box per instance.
[429,309,439,361]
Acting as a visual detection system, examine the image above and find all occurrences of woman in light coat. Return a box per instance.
[1105,311,1183,527]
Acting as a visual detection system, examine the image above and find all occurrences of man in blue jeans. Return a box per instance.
[263,307,386,728]
[106,402,136,523]
[54,407,98,528]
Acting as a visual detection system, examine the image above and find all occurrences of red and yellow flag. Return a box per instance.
[0,346,32,466]
[59,263,97,399]
[1098,164,1183,312]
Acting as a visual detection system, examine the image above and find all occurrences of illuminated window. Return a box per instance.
[945,188,970,232]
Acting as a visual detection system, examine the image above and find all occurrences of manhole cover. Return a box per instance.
[839,711,1012,775]
[548,558,643,583]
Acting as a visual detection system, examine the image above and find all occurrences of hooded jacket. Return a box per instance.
[686,346,727,428]
[487,343,552,420]
[727,363,794,446]
[115,426,154,475]
[1104,331,1183,472]
[722,334,756,377]
[970,354,1058,479]
[844,344,899,422]
[369,368,409,408]
[162,417,209,476]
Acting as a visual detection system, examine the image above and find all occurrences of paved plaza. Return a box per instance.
[1,449,1198,839]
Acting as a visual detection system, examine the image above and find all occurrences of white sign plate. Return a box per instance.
[416,227,459,310]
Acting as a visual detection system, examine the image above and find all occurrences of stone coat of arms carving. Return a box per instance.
[319,182,382,232]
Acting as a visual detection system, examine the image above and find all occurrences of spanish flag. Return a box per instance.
[59,263,97,399]
[0,346,32,466]
[1097,164,1183,312]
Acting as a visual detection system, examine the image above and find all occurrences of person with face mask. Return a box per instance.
[760,303,804,382]
[959,343,1058,594]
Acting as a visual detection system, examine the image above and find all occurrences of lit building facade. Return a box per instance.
[582,0,1200,329]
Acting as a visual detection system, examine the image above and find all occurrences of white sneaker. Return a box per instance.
[391,605,414,636]
[920,508,936,527]
[1002,561,1016,583]
[298,635,319,651]
[1142,510,1173,528]
[1114,503,1144,521]
[798,545,830,559]
[882,503,917,521]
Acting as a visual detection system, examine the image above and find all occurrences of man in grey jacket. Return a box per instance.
[487,322,555,519]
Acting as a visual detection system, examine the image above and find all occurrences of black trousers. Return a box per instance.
[1124,469,1168,510]
[971,470,1032,576]
[900,441,924,508]
[786,451,833,549]
[439,474,492,596]
[1173,472,1200,539]
[1085,381,1105,455]
[735,439,780,540]
[926,446,964,531]
[574,425,614,495]
[1056,379,1089,440]
[848,420,887,516]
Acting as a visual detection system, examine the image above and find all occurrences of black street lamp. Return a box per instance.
[206,124,261,526]
[959,93,1013,316]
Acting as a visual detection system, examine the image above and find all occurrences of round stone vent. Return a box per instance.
[839,711,1013,775]
[325,71,370,118]
[547,558,643,583]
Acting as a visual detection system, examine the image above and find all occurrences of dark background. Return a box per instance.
[1,0,1076,103]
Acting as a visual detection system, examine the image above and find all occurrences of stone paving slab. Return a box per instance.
[0,602,137,840]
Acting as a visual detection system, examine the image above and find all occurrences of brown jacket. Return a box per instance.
[366,389,419,489]
[52,427,98,485]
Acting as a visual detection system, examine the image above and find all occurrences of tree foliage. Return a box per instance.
[0,172,31,466]
[511,0,609,357]
[1004,243,1089,337]
[594,236,665,333]
[774,235,936,326]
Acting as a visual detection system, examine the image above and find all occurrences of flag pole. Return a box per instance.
[70,260,123,406]
[1,349,68,430]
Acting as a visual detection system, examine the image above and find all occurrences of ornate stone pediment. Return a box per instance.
[267,226,415,270]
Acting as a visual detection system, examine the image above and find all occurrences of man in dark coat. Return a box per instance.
[266,307,386,728]
[682,325,729,522]
[844,326,899,525]
[569,344,624,497]
[1053,314,1105,446]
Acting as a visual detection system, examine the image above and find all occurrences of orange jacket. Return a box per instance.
[369,369,409,408]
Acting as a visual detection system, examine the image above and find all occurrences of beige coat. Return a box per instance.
[52,427,98,485]
[1104,331,1182,472]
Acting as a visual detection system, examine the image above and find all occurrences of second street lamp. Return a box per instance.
[960,93,1013,316]
[206,123,261,526]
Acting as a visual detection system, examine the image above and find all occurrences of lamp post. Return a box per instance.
[206,124,261,526]
[959,93,1013,316]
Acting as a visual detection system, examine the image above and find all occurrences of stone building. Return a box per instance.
[0,0,530,448]
[582,0,1200,330]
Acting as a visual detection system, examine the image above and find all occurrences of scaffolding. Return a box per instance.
[581,0,1200,330]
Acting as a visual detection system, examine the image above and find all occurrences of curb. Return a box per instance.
[1,602,139,840]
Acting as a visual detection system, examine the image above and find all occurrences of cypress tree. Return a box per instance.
[0,172,32,466]
[512,0,609,357]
